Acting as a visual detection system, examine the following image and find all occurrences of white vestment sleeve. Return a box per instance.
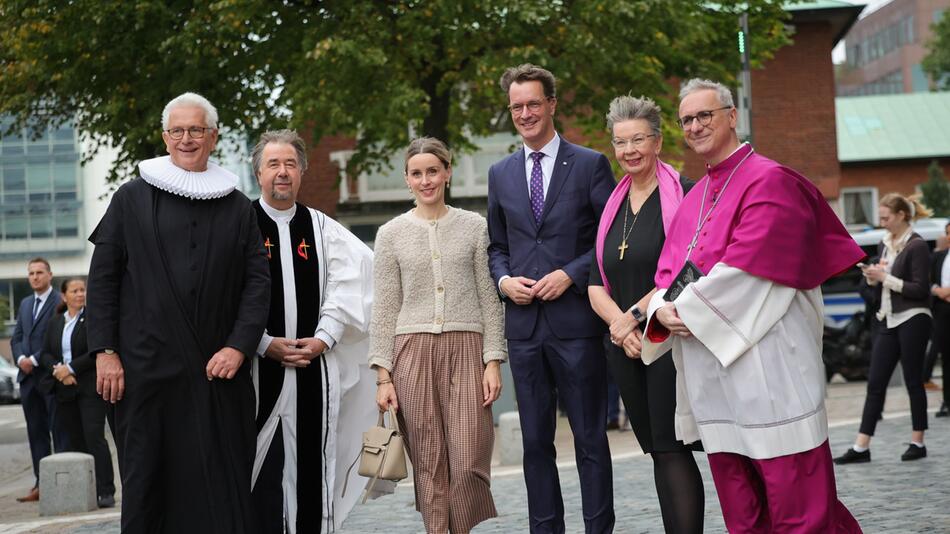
[315,214,372,340]
[675,262,797,368]
[641,288,673,365]
[311,209,374,394]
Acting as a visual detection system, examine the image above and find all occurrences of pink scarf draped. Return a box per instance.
[595,159,684,295]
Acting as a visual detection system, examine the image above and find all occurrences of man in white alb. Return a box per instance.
[249,129,377,533]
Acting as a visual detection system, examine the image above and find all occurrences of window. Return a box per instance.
[840,187,878,228]
[0,119,82,248]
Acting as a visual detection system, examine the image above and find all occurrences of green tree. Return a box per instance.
[921,160,950,217]
[0,1,790,183]
[923,8,950,89]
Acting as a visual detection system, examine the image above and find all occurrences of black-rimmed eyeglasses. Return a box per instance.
[508,97,553,115]
[678,106,732,129]
[164,126,214,140]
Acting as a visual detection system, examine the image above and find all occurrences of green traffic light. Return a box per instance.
[738,30,746,55]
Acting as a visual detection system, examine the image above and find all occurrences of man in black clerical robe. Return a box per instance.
[86,92,270,534]
[249,130,376,534]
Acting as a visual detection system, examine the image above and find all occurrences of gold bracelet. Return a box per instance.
[376,378,392,386]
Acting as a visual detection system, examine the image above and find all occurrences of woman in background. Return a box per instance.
[40,277,115,508]
[836,193,932,464]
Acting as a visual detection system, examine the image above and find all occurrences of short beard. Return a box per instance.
[269,188,292,202]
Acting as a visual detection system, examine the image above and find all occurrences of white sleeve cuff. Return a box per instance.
[641,289,673,365]
[883,274,904,293]
[315,315,345,347]
[315,330,337,352]
[497,275,511,296]
[29,356,38,367]
[257,333,274,359]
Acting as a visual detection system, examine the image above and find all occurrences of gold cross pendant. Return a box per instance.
[618,240,628,261]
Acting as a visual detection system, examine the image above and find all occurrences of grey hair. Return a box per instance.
[161,92,219,130]
[678,78,735,108]
[605,95,662,135]
[251,129,309,174]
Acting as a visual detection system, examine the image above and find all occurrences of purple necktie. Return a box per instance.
[529,151,544,223]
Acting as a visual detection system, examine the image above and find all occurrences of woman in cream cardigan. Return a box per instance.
[369,137,506,534]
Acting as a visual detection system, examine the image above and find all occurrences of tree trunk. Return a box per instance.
[421,70,453,203]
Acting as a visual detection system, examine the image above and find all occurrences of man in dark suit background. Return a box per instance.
[11,257,67,502]
[929,222,950,417]
[487,64,615,533]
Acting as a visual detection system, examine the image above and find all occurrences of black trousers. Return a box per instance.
[56,388,115,497]
[859,313,931,435]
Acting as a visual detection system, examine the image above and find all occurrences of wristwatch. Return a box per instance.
[628,305,646,323]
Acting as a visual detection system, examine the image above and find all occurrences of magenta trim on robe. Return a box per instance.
[654,143,865,291]
[595,159,683,295]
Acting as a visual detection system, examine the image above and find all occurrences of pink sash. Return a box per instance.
[595,159,683,295]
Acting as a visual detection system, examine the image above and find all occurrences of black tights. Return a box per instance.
[652,450,705,534]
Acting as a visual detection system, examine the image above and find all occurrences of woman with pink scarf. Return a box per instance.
[588,95,704,533]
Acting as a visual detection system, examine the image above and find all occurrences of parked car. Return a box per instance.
[0,357,20,403]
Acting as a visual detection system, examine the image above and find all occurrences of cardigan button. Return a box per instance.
[435,317,443,325]
[437,286,444,292]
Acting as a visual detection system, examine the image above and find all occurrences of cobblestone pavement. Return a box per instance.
[337,414,950,533]
[2,383,947,533]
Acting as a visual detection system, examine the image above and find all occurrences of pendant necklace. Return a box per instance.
[618,181,657,261]
[685,146,754,261]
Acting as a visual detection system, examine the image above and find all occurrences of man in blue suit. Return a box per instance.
[11,257,67,502]
[487,64,615,533]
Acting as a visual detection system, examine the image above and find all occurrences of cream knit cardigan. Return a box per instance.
[368,207,507,371]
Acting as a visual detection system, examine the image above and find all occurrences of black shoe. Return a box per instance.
[97,494,115,508]
[936,403,949,418]
[606,420,620,431]
[901,444,927,461]
[834,447,870,465]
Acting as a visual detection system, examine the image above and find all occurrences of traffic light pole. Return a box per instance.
[737,13,753,145]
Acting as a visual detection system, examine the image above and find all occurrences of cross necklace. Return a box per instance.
[618,181,657,260]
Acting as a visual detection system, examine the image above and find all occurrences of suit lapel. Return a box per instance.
[508,148,538,232]
[539,140,575,225]
[23,297,36,334]
[52,314,65,363]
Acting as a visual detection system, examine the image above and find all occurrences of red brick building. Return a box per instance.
[836,91,950,227]
[298,2,864,233]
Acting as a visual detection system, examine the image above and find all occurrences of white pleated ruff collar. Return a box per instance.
[138,156,238,200]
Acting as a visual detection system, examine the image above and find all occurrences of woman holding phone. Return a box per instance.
[836,193,932,464]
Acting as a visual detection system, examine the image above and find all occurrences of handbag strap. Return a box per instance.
[387,406,403,435]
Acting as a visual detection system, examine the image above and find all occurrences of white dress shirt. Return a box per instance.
[522,133,561,199]
[61,308,83,374]
[941,251,950,288]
